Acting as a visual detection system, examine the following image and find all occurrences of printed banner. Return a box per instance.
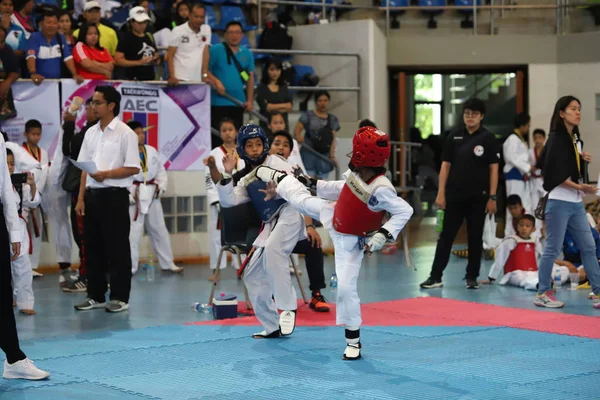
[61,80,211,171]
[0,81,62,159]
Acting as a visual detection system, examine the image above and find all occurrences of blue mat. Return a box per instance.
[3,325,599,400]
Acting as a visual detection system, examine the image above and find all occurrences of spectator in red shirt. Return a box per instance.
[72,22,113,80]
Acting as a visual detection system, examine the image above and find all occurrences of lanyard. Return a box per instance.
[573,138,581,175]
[140,146,148,182]
[23,143,40,162]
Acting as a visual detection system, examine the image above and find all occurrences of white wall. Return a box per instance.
[528,64,559,139]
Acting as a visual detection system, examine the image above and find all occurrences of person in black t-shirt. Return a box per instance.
[114,6,159,81]
[420,98,500,290]
[0,27,19,120]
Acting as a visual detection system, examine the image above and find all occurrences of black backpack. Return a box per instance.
[258,21,293,51]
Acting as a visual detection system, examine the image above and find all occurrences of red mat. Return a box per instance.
[186,297,600,339]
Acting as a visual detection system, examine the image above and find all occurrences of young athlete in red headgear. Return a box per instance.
[256,126,414,360]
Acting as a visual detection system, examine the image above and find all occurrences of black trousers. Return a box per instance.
[211,106,244,148]
[293,239,326,292]
[84,188,132,303]
[429,196,488,280]
[0,204,26,364]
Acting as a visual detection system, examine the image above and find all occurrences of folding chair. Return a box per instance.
[208,203,308,306]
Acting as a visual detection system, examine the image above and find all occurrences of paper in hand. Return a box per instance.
[69,159,98,174]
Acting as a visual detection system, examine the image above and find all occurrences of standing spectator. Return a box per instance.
[255,58,292,131]
[74,86,140,313]
[73,1,118,56]
[208,21,254,132]
[10,0,34,40]
[529,128,546,219]
[170,0,189,28]
[0,0,25,57]
[72,22,114,80]
[26,11,82,83]
[0,135,49,380]
[58,10,76,46]
[503,112,534,236]
[166,3,210,85]
[73,0,119,22]
[121,0,157,34]
[60,98,96,292]
[0,27,18,121]
[293,91,339,179]
[534,95,600,308]
[114,6,158,81]
[420,99,499,290]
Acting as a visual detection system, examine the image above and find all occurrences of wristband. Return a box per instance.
[377,227,393,241]
[489,195,497,201]
[222,172,232,180]
[306,224,315,229]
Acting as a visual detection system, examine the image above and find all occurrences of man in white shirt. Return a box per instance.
[166,3,211,85]
[74,86,140,313]
[0,135,49,380]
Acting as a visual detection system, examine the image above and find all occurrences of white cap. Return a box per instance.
[83,1,101,11]
[128,6,150,23]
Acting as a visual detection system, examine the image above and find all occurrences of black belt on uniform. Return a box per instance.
[86,187,128,194]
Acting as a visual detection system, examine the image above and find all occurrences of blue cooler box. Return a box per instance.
[212,294,238,319]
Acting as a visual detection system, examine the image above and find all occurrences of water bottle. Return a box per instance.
[436,209,445,233]
[146,254,155,282]
[330,273,338,303]
[553,270,562,291]
[191,302,212,313]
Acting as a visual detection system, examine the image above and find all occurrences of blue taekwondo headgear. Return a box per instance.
[236,124,270,164]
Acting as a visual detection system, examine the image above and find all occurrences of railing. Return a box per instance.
[256,0,591,36]
[390,141,422,192]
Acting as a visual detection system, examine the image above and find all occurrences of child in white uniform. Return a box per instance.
[206,124,302,339]
[22,120,49,275]
[482,215,568,290]
[256,126,414,360]
[127,121,182,274]
[205,118,245,280]
[6,149,39,315]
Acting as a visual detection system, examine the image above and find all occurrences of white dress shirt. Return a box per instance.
[0,137,22,243]
[77,117,140,189]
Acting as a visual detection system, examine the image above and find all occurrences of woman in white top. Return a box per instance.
[534,95,600,309]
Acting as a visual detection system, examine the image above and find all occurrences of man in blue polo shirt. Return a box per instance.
[25,11,82,84]
[208,21,254,137]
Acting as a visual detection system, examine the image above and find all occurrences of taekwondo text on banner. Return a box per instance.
[61,80,211,171]
[0,81,62,158]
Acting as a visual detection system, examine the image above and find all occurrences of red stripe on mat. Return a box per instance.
[186,297,600,339]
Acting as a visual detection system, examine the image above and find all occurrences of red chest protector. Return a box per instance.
[505,240,538,274]
[332,173,390,236]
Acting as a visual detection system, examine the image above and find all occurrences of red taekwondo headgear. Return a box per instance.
[350,126,391,168]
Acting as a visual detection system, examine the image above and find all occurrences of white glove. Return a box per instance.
[366,232,387,253]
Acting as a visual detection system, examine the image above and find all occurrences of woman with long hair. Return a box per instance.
[255,58,292,130]
[535,95,600,308]
[72,22,114,79]
[57,10,75,46]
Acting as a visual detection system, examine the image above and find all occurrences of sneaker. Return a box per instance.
[62,278,87,293]
[105,300,129,313]
[420,277,443,289]
[466,278,480,289]
[31,270,43,278]
[252,329,282,339]
[309,292,330,312]
[589,293,600,309]
[279,310,296,336]
[162,265,184,273]
[58,270,78,288]
[343,343,362,360]
[533,291,564,308]
[3,359,49,380]
[74,298,106,311]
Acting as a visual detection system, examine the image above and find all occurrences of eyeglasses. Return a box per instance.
[463,111,481,117]
[91,100,106,106]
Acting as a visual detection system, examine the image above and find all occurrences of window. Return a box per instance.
[161,195,207,234]
[413,74,443,139]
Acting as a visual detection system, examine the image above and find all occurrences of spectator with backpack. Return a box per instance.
[255,58,292,131]
[293,91,339,179]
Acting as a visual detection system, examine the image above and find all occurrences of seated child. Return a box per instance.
[555,222,600,290]
[482,214,569,290]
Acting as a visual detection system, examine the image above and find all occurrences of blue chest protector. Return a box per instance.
[246,180,287,222]
[563,227,600,265]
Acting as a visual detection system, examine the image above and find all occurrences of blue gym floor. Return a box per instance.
[3,239,600,399]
